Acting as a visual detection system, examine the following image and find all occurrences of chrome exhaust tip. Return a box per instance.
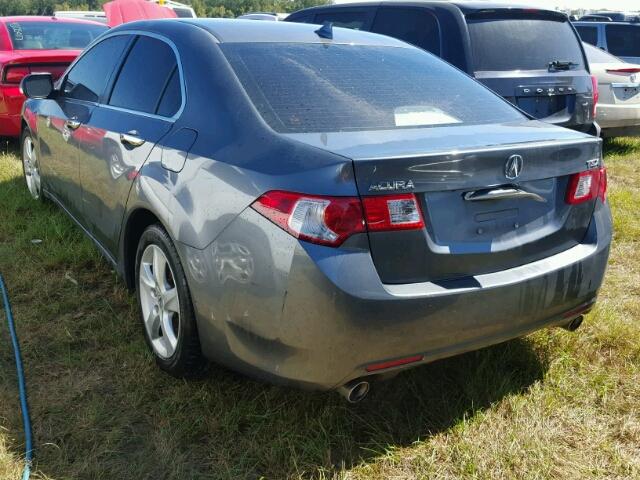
[562,315,584,332]
[337,380,370,403]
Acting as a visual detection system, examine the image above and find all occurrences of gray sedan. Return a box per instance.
[20,19,612,402]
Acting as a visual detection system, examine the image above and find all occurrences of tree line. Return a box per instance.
[0,0,328,18]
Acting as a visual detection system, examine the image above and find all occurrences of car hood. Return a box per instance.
[103,0,177,27]
[282,120,595,160]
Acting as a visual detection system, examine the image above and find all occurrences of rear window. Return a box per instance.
[467,17,585,71]
[314,11,367,30]
[605,25,640,58]
[583,42,623,64]
[221,43,524,134]
[371,7,440,55]
[5,21,106,50]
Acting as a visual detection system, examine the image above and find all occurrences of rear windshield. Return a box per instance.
[467,17,585,72]
[221,43,524,134]
[583,42,623,64]
[5,21,106,50]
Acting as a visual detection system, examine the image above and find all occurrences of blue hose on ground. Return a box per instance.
[0,273,33,480]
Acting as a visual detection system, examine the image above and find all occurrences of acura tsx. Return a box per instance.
[19,19,612,401]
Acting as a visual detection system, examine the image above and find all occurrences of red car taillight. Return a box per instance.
[591,75,599,119]
[252,191,425,247]
[566,167,607,205]
[4,65,30,84]
[605,67,640,74]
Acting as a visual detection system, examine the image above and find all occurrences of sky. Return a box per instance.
[333,0,640,11]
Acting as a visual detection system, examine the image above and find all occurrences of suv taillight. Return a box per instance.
[591,75,599,119]
[566,167,607,205]
[252,191,425,247]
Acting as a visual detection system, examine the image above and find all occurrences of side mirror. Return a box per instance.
[20,73,54,99]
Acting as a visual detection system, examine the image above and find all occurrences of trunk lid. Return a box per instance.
[286,121,601,284]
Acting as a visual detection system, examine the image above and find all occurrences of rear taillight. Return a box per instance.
[252,191,425,247]
[590,75,599,119]
[4,65,30,84]
[252,191,365,246]
[605,67,640,74]
[566,167,607,205]
[361,193,424,231]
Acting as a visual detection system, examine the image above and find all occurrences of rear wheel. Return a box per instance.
[21,129,43,201]
[135,224,205,376]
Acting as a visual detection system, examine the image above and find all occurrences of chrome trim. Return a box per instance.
[611,82,640,88]
[463,187,546,203]
[58,30,186,121]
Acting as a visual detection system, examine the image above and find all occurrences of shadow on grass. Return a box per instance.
[603,137,640,157]
[0,147,549,479]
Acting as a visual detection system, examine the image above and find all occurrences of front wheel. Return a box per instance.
[135,224,205,377]
[21,129,43,201]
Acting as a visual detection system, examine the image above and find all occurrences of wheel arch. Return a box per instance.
[121,208,166,290]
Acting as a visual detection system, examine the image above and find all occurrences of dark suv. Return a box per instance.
[286,2,597,133]
[574,21,640,64]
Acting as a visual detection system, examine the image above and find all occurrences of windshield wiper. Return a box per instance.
[548,60,578,71]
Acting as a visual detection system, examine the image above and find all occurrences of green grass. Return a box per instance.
[1,138,639,479]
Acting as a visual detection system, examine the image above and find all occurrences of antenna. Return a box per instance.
[314,21,333,39]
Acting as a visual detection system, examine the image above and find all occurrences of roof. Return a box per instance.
[573,20,640,26]
[0,15,105,25]
[289,1,562,15]
[121,18,412,46]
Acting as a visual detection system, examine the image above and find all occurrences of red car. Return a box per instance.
[0,16,106,137]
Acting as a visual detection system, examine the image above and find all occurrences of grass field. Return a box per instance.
[0,138,639,480]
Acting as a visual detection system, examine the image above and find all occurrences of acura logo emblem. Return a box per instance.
[505,154,524,180]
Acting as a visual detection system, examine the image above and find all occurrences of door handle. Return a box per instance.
[120,131,145,148]
[464,187,546,203]
[65,118,81,130]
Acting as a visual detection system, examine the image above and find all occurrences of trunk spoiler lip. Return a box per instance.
[350,137,601,162]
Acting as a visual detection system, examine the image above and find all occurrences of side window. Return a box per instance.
[288,13,314,24]
[605,25,640,57]
[108,35,181,116]
[371,7,441,55]
[576,26,598,46]
[156,67,181,117]
[315,11,368,30]
[63,35,130,103]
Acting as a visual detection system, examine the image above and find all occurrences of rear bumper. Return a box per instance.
[597,103,640,137]
[181,201,612,391]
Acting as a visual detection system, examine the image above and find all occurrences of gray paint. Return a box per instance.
[23,19,612,390]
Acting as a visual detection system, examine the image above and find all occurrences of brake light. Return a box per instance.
[606,67,640,74]
[4,65,30,84]
[590,75,599,118]
[252,191,425,247]
[566,167,607,204]
[252,191,365,246]
[362,193,424,231]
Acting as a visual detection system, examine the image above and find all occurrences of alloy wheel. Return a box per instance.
[22,135,41,200]
[139,244,181,359]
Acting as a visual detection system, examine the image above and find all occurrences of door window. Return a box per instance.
[315,11,368,30]
[108,35,182,116]
[605,25,640,57]
[575,25,598,46]
[371,7,440,55]
[62,35,130,103]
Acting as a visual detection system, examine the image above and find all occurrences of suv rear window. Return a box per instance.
[467,16,585,72]
[221,43,524,134]
[605,25,640,58]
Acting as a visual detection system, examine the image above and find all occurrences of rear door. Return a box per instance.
[465,11,594,131]
[77,34,181,255]
[604,24,640,64]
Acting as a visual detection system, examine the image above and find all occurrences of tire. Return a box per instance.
[21,128,44,202]
[135,224,205,377]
